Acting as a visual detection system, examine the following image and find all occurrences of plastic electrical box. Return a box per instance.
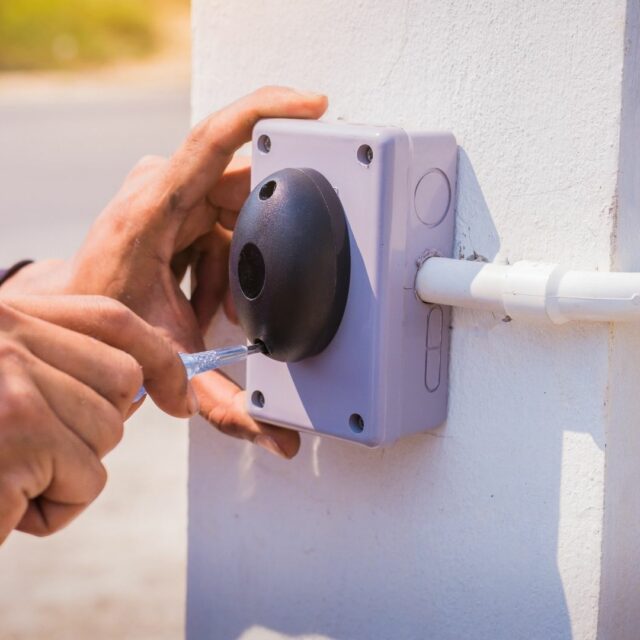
[244,119,457,446]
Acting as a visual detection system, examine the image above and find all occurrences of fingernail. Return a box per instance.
[254,435,288,458]
[187,384,200,416]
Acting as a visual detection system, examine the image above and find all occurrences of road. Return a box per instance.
[0,82,191,640]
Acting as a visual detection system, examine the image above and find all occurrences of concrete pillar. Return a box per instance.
[188,2,639,638]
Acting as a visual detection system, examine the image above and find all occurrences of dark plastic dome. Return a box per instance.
[229,168,351,362]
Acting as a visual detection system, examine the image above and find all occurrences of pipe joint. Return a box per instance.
[415,257,640,324]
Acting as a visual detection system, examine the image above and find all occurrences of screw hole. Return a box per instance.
[357,144,373,166]
[259,180,277,200]
[251,390,265,408]
[349,413,365,433]
[257,135,271,154]
[253,339,269,355]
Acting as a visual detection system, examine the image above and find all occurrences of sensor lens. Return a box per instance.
[238,243,266,300]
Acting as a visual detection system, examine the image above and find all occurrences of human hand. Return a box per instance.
[0,295,194,542]
[5,87,327,458]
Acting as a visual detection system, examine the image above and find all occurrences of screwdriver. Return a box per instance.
[133,342,264,403]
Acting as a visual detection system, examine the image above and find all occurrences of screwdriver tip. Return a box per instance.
[249,341,267,355]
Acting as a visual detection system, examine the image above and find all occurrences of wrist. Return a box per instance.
[0,260,33,287]
[0,260,70,297]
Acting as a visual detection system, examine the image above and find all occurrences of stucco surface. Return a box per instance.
[188,2,636,638]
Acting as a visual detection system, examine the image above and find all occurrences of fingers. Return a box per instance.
[17,431,107,537]
[0,479,28,544]
[16,435,107,535]
[167,87,328,213]
[17,499,87,538]
[1,301,143,417]
[191,227,232,333]
[71,297,197,418]
[192,370,301,459]
[207,156,251,213]
[29,356,124,457]
[3,296,197,419]
[223,289,239,325]
[0,360,107,541]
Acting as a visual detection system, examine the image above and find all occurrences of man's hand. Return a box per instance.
[4,86,328,458]
[0,295,194,543]
[4,295,198,418]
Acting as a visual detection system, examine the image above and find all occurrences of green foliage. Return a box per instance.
[0,0,182,70]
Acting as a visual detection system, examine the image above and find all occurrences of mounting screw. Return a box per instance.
[258,135,271,154]
[357,144,373,166]
[251,390,266,408]
[349,413,365,433]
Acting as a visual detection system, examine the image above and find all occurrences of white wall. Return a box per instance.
[598,2,640,636]
[188,2,638,638]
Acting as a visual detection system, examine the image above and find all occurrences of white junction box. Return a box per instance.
[245,119,457,446]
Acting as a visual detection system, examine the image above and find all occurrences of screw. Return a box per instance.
[357,144,373,166]
[258,135,271,153]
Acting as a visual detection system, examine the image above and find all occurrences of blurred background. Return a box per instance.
[0,1,192,638]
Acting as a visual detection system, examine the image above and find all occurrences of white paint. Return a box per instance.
[598,2,640,636]
[188,2,638,638]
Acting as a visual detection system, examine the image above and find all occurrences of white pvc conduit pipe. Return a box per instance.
[415,257,640,323]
